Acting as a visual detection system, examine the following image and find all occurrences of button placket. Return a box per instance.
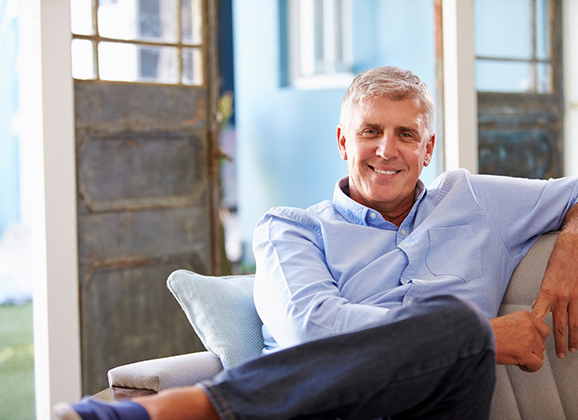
[398,235,418,282]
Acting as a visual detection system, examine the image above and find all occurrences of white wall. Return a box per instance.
[18,0,81,417]
[443,0,478,173]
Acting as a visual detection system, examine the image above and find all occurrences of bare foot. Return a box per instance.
[135,385,220,420]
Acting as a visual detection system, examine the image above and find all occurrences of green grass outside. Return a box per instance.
[0,302,36,419]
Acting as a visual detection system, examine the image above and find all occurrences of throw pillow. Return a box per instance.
[167,270,264,369]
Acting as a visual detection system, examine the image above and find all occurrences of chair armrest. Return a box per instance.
[107,351,223,392]
[501,231,559,307]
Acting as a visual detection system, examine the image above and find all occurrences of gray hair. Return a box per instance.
[340,66,435,134]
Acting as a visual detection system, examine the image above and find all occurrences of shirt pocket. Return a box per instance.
[426,225,482,282]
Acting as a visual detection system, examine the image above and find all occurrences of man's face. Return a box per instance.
[337,96,435,221]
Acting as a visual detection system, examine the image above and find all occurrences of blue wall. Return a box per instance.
[233,0,438,262]
[0,1,21,235]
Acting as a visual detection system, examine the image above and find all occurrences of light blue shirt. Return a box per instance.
[253,169,578,352]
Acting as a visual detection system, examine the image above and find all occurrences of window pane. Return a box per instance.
[98,0,178,43]
[476,60,533,92]
[181,0,203,45]
[536,62,552,93]
[536,0,551,60]
[70,0,94,35]
[99,42,179,84]
[71,39,95,80]
[333,0,344,65]
[297,0,316,76]
[287,0,353,87]
[475,0,532,59]
[182,47,203,85]
[314,0,324,73]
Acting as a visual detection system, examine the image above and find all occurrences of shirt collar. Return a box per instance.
[333,176,427,227]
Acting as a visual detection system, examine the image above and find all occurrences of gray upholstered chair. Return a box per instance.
[108,232,578,419]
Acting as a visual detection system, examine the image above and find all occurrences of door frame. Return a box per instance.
[19,0,82,416]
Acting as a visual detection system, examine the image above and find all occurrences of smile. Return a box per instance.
[372,167,400,175]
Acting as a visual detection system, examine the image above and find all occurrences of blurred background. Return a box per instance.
[1,0,576,418]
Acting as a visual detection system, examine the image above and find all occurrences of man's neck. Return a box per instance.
[378,200,414,227]
[378,180,424,227]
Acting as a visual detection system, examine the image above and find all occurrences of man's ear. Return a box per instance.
[337,125,348,161]
[423,133,435,167]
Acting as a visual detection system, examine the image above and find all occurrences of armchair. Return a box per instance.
[108,232,578,419]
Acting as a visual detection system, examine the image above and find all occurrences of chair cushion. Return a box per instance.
[167,270,264,369]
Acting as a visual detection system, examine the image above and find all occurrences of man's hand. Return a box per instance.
[490,311,550,372]
[532,203,578,359]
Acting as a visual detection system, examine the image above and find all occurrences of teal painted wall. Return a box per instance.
[233,0,439,262]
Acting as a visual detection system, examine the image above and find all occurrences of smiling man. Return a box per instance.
[337,93,434,226]
[54,66,578,420]
[253,67,577,364]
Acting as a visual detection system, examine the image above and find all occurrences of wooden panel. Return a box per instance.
[74,82,208,131]
[77,132,207,212]
[478,91,563,178]
[479,129,559,178]
[77,207,211,266]
[75,81,217,394]
[80,260,205,394]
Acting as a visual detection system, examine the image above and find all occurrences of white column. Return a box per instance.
[442,0,478,173]
[19,0,81,417]
[564,0,578,177]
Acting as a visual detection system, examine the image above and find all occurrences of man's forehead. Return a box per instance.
[351,97,427,126]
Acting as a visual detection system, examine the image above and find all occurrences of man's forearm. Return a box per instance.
[548,203,578,269]
[532,202,578,358]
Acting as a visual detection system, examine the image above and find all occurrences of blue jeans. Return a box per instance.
[201,296,496,420]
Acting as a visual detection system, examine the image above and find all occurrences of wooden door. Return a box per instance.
[71,0,221,394]
[476,0,563,179]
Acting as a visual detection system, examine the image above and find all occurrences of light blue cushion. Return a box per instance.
[167,270,264,369]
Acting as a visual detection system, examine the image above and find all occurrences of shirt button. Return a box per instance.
[401,228,407,235]
[403,242,410,247]
[370,213,377,219]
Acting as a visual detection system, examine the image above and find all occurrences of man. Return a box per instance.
[54,67,578,420]
[252,66,578,364]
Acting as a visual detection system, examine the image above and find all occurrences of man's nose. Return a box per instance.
[376,135,398,159]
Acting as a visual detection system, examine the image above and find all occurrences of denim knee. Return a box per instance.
[427,295,495,355]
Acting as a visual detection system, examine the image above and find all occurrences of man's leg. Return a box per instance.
[53,295,495,420]
[201,295,495,420]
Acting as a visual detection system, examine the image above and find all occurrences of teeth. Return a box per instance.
[374,168,398,175]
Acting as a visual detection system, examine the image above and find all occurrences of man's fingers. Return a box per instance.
[531,313,551,340]
[532,296,551,321]
[552,305,569,358]
[519,353,544,373]
[568,302,578,353]
[531,298,576,358]
[520,327,546,372]
[492,311,549,371]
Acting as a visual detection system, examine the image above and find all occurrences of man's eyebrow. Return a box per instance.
[397,125,420,134]
[357,123,382,130]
